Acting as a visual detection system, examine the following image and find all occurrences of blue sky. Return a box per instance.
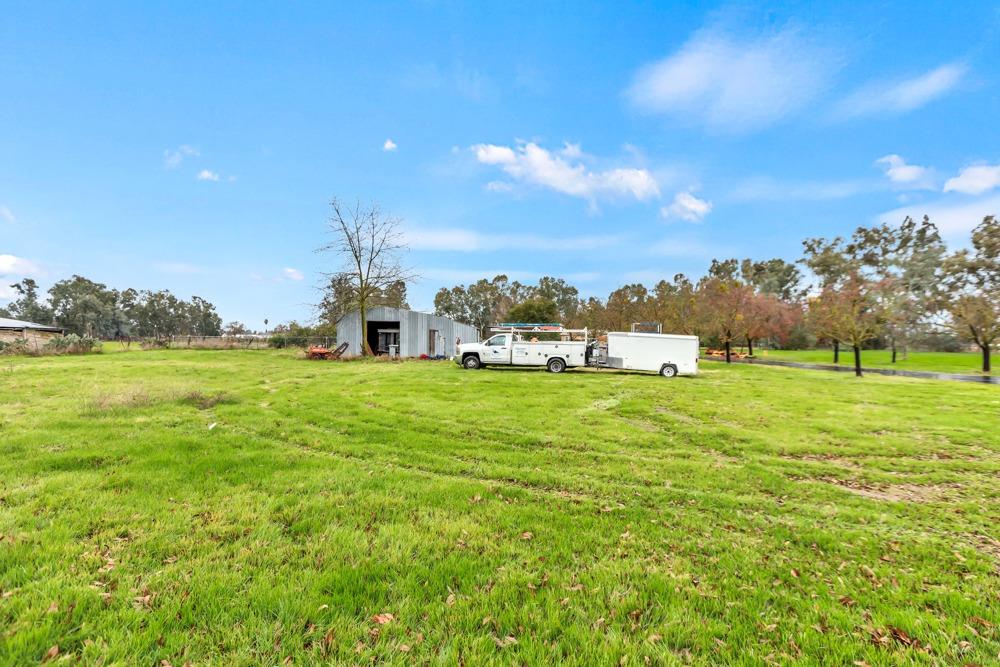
[3,1,1000,327]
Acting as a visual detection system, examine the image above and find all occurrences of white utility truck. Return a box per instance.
[455,324,698,377]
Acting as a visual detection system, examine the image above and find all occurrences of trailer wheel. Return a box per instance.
[659,364,678,378]
[463,355,481,369]
[547,357,566,373]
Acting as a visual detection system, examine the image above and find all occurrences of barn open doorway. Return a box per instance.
[428,329,439,356]
[366,320,400,355]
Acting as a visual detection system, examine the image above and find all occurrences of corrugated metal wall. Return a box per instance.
[336,307,480,357]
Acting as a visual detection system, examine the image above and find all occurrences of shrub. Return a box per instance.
[42,334,101,355]
[269,334,309,348]
[0,338,30,356]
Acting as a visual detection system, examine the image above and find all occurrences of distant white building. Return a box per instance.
[336,307,479,357]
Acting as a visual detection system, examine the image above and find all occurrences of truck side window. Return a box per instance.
[487,335,508,346]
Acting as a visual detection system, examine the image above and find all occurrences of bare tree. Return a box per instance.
[317,198,414,355]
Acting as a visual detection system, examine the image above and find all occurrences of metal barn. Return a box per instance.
[335,307,480,358]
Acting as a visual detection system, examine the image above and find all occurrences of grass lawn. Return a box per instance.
[749,349,994,376]
[1,350,998,665]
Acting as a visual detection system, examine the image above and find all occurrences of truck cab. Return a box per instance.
[456,333,510,368]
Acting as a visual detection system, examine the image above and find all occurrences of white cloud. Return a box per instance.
[383,138,398,152]
[875,155,934,189]
[164,144,199,169]
[471,141,660,205]
[729,177,875,201]
[626,26,836,132]
[0,254,42,276]
[197,169,220,182]
[876,194,1000,240]
[943,164,1000,195]
[484,180,513,193]
[0,206,15,224]
[660,191,712,222]
[0,284,16,300]
[835,63,967,119]
[560,142,583,159]
[405,226,624,253]
[283,267,304,281]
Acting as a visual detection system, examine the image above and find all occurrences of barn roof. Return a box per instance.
[0,317,64,333]
[335,306,467,325]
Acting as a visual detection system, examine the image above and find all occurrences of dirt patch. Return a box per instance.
[816,476,961,503]
[590,398,621,411]
[652,406,697,424]
[621,418,659,433]
[181,391,235,410]
[88,387,154,411]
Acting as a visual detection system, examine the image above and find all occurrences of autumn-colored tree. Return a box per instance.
[650,274,700,335]
[801,237,856,363]
[741,292,801,355]
[697,268,753,363]
[807,272,881,376]
[942,216,999,372]
[604,284,649,332]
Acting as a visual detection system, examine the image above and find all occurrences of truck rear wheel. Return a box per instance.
[463,355,481,369]
[547,357,566,373]
[660,364,678,378]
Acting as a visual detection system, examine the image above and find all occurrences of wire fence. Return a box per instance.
[110,335,339,351]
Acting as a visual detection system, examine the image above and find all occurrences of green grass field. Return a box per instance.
[746,349,994,376]
[1,351,998,665]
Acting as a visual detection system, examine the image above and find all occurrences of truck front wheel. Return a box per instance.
[547,357,566,373]
[463,355,481,369]
[660,364,678,378]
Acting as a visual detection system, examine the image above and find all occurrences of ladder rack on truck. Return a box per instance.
[455,323,699,377]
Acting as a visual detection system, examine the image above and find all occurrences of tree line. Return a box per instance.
[0,275,225,339]
[434,216,1000,375]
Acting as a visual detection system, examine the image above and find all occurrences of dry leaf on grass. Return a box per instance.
[322,628,334,655]
[969,615,993,629]
[520,531,533,541]
[372,612,394,625]
[43,645,59,661]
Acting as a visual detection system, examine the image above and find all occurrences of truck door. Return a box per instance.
[483,334,511,364]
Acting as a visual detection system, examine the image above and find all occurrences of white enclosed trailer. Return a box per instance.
[602,332,699,377]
